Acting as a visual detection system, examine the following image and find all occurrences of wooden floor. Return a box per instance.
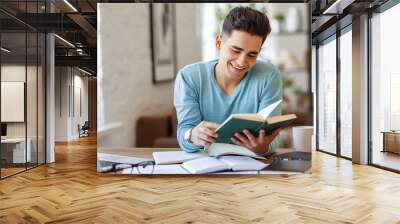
[1,135,400,223]
[1,167,26,178]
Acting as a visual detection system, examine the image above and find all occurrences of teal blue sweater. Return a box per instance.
[173,59,282,155]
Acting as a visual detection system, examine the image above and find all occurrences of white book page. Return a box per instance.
[257,100,282,120]
[181,157,230,174]
[208,143,265,160]
[231,114,264,121]
[265,114,297,124]
[219,156,268,171]
[153,151,207,165]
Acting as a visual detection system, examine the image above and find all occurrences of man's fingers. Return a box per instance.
[200,126,218,138]
[202,121,220,130]
[271,128,281,138]
[196,138,212,147]
[234,133,247,142]
[258,129,266,142]
[234,133,252,148]
[231,137,245,147]
[199,133,216,144]
[199,139,210,146]
[265,128,281,141]
[199,133,215,142]
[243,129,256,141]
[192,121,221,147]
[242,130,257,147]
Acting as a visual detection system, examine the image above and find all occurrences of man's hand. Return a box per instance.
[231,128,281,154]
[190,121,219,146]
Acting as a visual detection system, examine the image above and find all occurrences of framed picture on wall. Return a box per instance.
[150,3,177,84]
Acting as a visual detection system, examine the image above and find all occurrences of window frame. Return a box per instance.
[0,1,48,179]
[314,20,353,160]
[367,0,400,173]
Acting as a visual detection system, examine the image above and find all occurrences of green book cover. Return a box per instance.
[216,118,265,144]
[215,114,297,144]
[214,100,297,144]
[260,116,298,133]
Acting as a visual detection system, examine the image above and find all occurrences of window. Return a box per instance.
[0,1,47,179]
[370,2,400,171]
[339,29,352,158]
[317,37,337,154]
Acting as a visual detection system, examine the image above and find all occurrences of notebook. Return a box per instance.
[181,156,268,174]
[152,151,207,165]
[153,143,265,165]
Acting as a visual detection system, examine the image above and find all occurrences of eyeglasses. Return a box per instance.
[100,161,155,174]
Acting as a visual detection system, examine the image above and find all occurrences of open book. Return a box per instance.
[153,143,265,165]
[181,156,268,174]
[215,100,297,144]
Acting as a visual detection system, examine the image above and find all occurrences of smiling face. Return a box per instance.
[216,30,263,83]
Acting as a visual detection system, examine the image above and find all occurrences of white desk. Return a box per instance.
[97,147,310,174]
[1,138,31,163]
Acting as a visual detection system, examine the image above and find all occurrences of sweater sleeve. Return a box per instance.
[173,69,203,153]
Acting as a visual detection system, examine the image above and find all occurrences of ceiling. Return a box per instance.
[1,0,98,74]
[1,0,393,75]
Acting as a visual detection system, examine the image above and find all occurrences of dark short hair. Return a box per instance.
[222,7,271,44]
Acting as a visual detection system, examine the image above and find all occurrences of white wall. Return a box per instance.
[1,66,26,139]
[1,65,39,138]
[265,4,309,65]
[55,67,89,141]
[175,4,203,70]
[98,3,202,147]
[55,67,68,141]
[73,73,89,138]
[1,64,45,163]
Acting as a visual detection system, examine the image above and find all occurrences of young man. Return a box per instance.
[174,6,282,155]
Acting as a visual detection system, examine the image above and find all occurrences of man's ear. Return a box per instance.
[215,34,222,49]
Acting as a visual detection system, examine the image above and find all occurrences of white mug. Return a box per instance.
[292,126,313,152]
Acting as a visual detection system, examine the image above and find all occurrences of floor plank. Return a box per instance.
[0,135,400,223]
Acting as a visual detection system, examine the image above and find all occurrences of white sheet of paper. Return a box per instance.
[257,100,282,119]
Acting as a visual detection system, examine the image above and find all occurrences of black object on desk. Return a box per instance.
[275,151,311,161]
[264,151,311,172]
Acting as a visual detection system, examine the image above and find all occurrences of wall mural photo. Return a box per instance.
[97,3,312,175]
